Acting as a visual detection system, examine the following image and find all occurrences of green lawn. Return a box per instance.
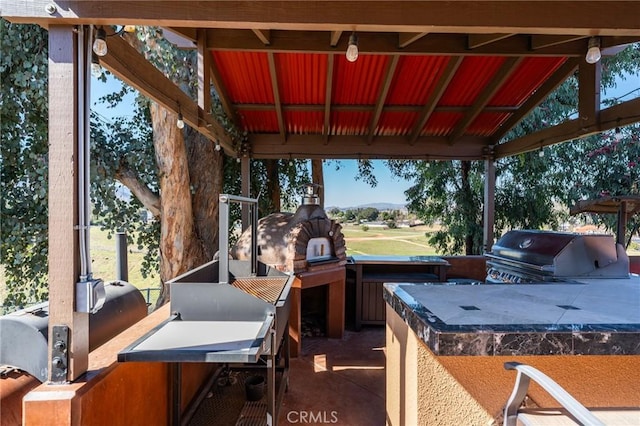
[341,224,439,256]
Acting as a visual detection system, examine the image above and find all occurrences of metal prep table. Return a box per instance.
[118,195,293,426]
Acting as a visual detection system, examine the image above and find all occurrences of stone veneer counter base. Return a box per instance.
[384,277,640,356]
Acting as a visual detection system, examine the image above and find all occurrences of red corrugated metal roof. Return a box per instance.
[212,51,274,104]
[276,53,327,105]
[386,56,451,105]
[210,48,576,154]
[332,55,389,105]
[490,57,567,106]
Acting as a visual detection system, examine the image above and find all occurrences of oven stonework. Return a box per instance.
[231,203,347,274]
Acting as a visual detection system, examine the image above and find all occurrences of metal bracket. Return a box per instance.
[50,325,69,383]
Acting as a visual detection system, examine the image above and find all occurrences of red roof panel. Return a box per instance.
[386,56,451,105]
[423,112,463,137]
[285,111,324,134]
[330,111,371,135]
[439,56,506,106]
[276,53,327,105]
[238,110,279,133]
[489,57,568,106]
[212,51,273,104]
[375,111,418,136]
[332,55,389,105]
[467,113,512,136]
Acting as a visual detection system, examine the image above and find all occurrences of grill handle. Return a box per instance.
[485,254,554,273]
[219,194,259,284]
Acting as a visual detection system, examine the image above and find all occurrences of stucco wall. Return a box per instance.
[386,306,640,426]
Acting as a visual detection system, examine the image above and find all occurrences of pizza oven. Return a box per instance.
[231,184,347,274]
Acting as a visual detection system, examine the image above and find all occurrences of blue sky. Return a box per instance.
[91,66,639,208]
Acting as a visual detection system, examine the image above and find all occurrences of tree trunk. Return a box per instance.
[185,127,223,260]
[151,103,205,305]
[311,159,324,208]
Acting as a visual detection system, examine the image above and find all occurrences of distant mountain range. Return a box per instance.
[326,202,407,211]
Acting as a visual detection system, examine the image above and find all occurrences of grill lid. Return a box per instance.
[488,230,629,278]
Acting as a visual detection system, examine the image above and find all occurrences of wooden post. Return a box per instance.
[47,25,89,381]
[483,158,496,253]
[578,59,601,129]
[241,156,251,230]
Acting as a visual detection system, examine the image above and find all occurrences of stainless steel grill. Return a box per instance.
[486,230,630,283]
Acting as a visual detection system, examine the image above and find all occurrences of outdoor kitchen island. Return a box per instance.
[384,278,640,425]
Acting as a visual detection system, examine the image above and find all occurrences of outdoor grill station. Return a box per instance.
[118,194,294,425]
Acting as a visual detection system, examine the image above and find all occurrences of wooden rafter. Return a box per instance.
[449,57,524,144]
[368,55,400,144]
[409,56,463,144]
[99,34,234,151]
[252,28,271,45]
[578,60,602,128]
[398,32,428,48]
[330,31,342,47]
[491,58,580,143]
[323,53,335,144]
[267,52,286,143]
[197,29,211,114]
[530,35,587,50]
[467,33,515,49]
[495,96,640,158]
[209,56,238,127]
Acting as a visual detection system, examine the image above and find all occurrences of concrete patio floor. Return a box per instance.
[278,326,386,425]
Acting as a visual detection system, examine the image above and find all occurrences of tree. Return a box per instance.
[0,20,49,306]
[0,23,314,310]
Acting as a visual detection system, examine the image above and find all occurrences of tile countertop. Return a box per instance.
[383,277,640,356]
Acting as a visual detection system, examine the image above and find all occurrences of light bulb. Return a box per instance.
[215,142,221,151]
[346,33,358,62]
[585,37,601,64]
[93,27,108,57]
[538,149,544,158]
[176,113,185,129]
[91,62,102,78]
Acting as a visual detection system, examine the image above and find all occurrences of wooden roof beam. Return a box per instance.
[99,34,234,152]
[398,32,428,48]
[323,54,335,144]
[409,56,463,144]
[204,30,640,56]
[250,134,489,160]
[449,57,524,144]
[5,1,640,36]
[267,52,286,143]
[495,96,640,158]
[467,33,515,49]
[492,58,580,143]
[368,55,400,144]
[209,54,239,127]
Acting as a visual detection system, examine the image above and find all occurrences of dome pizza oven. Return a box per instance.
[231,184,347,273]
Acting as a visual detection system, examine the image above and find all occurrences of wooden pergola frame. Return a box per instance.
[2,0,640,384]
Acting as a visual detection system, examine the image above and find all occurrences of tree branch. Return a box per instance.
[115,162,161,217]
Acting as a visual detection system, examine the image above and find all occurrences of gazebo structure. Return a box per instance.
[2,1,640,425]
